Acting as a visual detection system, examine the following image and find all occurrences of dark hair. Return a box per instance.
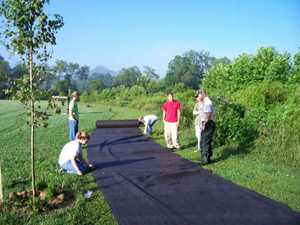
[166,90,173,96]
[76,131,90,140]
[195,89,206,97]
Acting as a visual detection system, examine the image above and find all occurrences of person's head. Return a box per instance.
[72,91,80,101]
[76,131,90,144]
[166,90,173,101]
[195,89,206,101]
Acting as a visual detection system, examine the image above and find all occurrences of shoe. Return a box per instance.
[201,158,211,165]
[167,145,174,149]
[174,145,180,149]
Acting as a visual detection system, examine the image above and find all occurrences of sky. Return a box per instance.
[1,0,300,76]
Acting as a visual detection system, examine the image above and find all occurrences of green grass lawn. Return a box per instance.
[0,100,299,225]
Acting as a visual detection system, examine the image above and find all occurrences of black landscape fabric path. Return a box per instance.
[88,120,300,225]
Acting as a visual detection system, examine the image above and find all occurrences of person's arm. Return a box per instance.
[71,157,82,176]
[69,101,77,120]
[193,103,199,115]
[78,150,93,167]
[68,101,73,118]
[162,110,166,122]
[176,102,181,127]
[202,103,212,127]
[177,110,181,127]
[72,112,77,120]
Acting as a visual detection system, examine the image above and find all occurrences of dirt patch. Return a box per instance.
[4,187,74,214]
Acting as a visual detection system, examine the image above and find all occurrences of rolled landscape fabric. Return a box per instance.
[96,120,142,128]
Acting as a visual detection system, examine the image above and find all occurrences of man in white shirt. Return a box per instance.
[138,114,158,136]
[196,90,216,165]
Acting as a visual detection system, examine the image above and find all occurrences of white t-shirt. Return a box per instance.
[144,115,157,124]
[203,97,214,121]
[58,140,82,165]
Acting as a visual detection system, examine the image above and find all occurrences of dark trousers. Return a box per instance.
[200,120,216,163]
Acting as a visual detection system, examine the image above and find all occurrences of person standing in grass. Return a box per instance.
[162,91,181,150]
[193,90,205,152]
[197,90,216,165]
[58,131,93,176]
[68,91,80,141]
[138,114,158,136]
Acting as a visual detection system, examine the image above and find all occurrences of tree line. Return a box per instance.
[0,50,232,99]
[2,47,299,100]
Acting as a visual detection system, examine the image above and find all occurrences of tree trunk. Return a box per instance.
[0,162,3,207]
[29,47,36,202]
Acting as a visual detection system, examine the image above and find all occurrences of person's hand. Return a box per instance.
[77,170,83,176]
[176,122,180,128]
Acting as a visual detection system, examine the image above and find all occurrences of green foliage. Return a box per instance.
[89,72,114,87]
[165,54,201,89]
[0,55,10,98]
[165,50,230,89]
[128,85,145,96]
[52,60,88,95]
[289,51,300,83]
[203,48,293,94]
[87,80,105,93]
[203,47,300,168]
[113,66,142,87]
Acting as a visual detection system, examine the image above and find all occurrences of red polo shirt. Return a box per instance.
[162,100,181,122]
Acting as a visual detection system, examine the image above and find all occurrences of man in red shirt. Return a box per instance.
[162,91,181,149]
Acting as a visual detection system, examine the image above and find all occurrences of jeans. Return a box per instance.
[146,119,157,135]
[60,160,88,174]
[69,119,78,141]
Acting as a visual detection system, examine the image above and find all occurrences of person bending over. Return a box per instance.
[138,114,158,136]
[58,131,93,176]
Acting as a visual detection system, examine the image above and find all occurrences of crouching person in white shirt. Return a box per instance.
[138,114,158,136]
[58,131,93,176]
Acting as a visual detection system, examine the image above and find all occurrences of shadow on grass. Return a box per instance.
[180,141,197,150]
[211,143,252,164]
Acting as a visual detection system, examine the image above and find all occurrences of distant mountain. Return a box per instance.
[91,65,118,76]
